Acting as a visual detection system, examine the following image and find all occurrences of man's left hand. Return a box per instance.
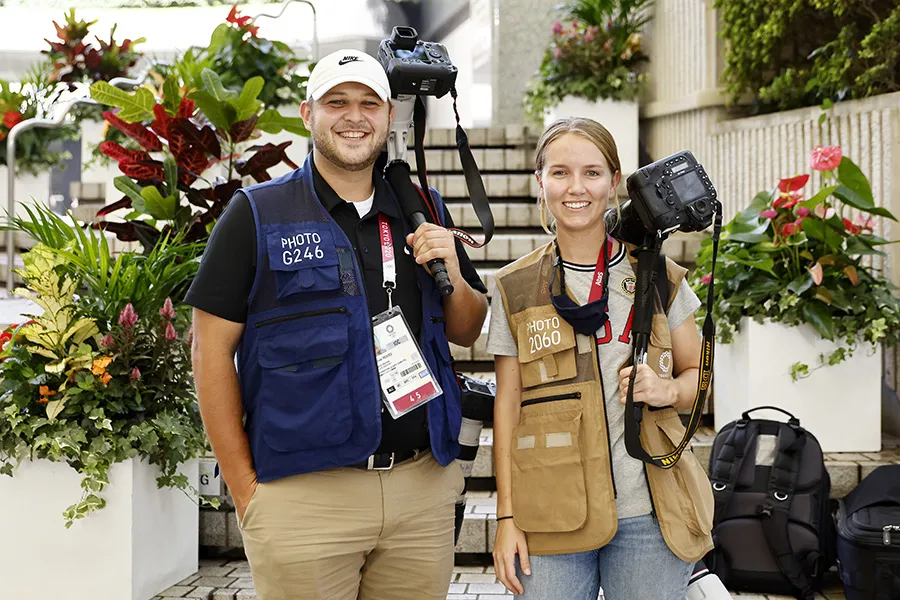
[618,364,676,408]
[406,223,461,283]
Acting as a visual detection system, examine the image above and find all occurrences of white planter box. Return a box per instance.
[715,317,882,452]
[0,457,199,600]
[0,168,52,220]
[545,96,639,178]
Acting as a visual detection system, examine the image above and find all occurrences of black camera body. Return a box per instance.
[612,151,717,244]
[377,26,457,98]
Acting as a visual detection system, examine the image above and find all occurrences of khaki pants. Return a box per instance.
[239,452,464,600]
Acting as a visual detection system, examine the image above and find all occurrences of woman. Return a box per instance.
[487,118,714,599]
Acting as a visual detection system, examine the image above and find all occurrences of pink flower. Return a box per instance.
[553,47,563,58]
[100,334,115,347]
[552,20,563,35]
[165,321,178,341]
[854,215,875,233]
[777,174,809,193]
[814,205,836,220]
[760,208,777,219]
[796,206,810,218]
[842,218,862,235]
[159,297,176,320]
[604,39,612,52]
[130,367,141,381]
[809,146,843,171]
[584,27,596,42]
[118,303,138,329]
[701,274,712,284]
[808,262,823,286]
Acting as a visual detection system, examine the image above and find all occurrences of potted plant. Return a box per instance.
[0,205,211,600]
[88,67,307,250]
[691,146,900,452]
[0,66,79,220]
[523,0,652,176]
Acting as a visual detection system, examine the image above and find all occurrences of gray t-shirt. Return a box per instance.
[487,244,701,519]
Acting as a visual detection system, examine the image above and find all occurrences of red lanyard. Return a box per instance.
[378,215,396,308]
[588,236,614,303]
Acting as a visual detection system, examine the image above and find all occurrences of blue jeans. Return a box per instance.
[515,515,693,600]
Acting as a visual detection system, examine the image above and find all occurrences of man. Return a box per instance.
[187,49,488,600]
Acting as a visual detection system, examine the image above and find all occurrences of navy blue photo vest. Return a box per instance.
[236,156,462,483]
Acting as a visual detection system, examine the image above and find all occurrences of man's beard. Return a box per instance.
[310,116,388,172]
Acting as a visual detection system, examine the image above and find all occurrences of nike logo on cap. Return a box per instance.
[338,56,361,66]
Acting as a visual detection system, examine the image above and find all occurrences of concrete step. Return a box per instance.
[411,147,535,174]
[420,172,539,199]
[460,233,553,264]
[419,125,541,150]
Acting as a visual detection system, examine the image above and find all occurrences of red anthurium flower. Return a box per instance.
[777,174,809,193]
[796,206,810,218]
[701,274,712,284]
[3,110,23,129]
[809,262,823,286]
[854,215,875,233]
[842,218,861,235]
[781,222,798,237]
[246,24,260,37]
[760,208,777,219]
[226,5,253,28]
[809,145,843,171]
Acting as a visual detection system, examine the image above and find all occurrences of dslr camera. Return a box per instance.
[377,26,458,98]
[610,150,718,245]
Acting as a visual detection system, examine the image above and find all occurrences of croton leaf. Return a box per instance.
[230,76,264,122]
[187,89,231,135]
[95,195,132,217]
[103,111,162,151]
[236,141,296,182]
[178,97,196,119]
[98,141,151,165]
[230,115,259,143]
[119,160,165,182]
[163,76,181,117]
[173,119,221,158]
[91,82,155,122]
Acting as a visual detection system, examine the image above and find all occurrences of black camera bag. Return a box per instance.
[706,407,836,599]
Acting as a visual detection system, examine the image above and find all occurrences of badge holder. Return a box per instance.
[372,301,443,419]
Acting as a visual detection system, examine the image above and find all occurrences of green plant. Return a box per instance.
[0,207,213,527]
[691,145,900,380]
[715,0,900,113]
[88,69,306,250]
[523,0,653,121]
[0,66,79,176]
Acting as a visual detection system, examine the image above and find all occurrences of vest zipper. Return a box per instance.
[594,334,617,499]
[254,307,350,328]
[520,392,581,407]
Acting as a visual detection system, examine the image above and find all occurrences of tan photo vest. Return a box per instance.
[493,241,714,561]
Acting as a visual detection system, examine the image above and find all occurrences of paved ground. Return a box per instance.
[156,559,848,599]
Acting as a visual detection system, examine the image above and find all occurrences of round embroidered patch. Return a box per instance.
[659,350,672,373]
[621,276,636,296]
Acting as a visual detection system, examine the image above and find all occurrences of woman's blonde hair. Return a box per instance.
[533,117,622,235]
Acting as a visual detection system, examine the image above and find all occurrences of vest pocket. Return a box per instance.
[266,224,341,300]
[514,307,578,389]
[647,313,674,380]
[511,397,587,532]
[257,312,353,452]
[653,415,715,537]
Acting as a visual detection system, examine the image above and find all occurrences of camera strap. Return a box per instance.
[623,206,722,469]
[411,92,495,248]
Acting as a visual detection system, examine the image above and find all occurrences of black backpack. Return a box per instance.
[705,406,837,599]
[835,464,900,600]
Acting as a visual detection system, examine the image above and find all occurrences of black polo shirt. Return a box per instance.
[185,155,487,454]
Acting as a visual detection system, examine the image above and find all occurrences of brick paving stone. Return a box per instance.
[199,558,229,567]
[194,577,238,588]
[448,583,468,594]
[184,587,214,599]
[235,591,257,600]
[177,574,201,586]
[160,586,193,597]
[859,461,891,479]
[232,577,255,589]
[474,595,511,599]
[454,566,488,573]
[467,583,509,594]
[198,566,235,577]
[212,591,237,600]
[459,574,502,584]
[227,568,253,578]
[225,560,250,571]
[446,596,477,600]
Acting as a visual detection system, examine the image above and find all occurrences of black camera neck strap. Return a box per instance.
[411,91,494,248]
[623,205,722,469]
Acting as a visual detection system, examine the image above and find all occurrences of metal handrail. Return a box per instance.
[251,0,319,62]
[4,74,146,290]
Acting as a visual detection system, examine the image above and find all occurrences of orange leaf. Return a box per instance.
[843,266,859,286]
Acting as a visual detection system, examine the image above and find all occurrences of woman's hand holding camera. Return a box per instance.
[618,364,677,408]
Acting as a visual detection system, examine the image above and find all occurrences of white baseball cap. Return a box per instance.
[307,49,391,102]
